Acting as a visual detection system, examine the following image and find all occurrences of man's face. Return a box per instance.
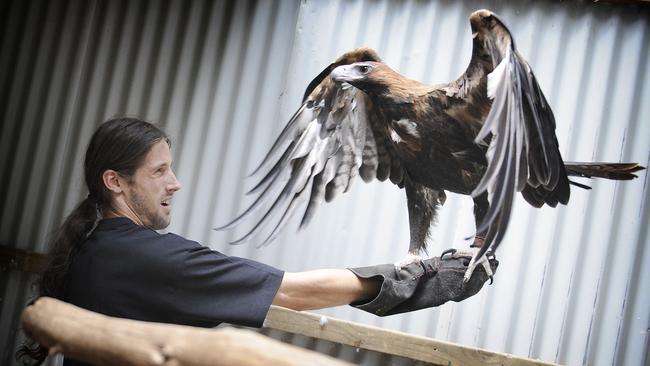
[121,140,181,229]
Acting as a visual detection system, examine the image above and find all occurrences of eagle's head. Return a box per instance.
[330,61,422,101]
[469,9,511,39]
[331,62,384,88]
[469,9,514,65]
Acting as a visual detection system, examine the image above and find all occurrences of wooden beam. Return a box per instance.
[0,245,47,273]
[264,306,558,366]
[590,0,650,5]
[21,297,353,366]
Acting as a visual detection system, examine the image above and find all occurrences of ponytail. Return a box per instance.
[39,196,100,300]
[16,197,101,364]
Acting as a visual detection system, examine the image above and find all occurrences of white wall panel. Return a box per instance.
[1,1,648,365]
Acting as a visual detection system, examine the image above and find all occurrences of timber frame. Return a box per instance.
[0,245,47,273]
[595,0,650,5]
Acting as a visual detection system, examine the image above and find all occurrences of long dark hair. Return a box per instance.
[17,117,169,364]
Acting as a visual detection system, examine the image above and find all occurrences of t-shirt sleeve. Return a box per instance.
[166,236,284,328]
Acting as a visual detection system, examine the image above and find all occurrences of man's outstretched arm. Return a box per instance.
[273,269,381,311]
[272,251,498,315]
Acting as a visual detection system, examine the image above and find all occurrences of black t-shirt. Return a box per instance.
[63,217,284,365]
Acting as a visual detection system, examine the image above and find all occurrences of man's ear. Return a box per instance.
[103,170,124,194]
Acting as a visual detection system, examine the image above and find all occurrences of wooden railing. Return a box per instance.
[21,297,558,366]
[21,297,351,366]
[265,306,557,366]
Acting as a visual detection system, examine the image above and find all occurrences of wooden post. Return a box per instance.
[21,297,352,366]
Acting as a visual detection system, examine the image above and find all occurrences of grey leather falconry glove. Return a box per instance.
[349,250,498,316]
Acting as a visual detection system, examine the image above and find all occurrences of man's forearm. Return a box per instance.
[272,269,381,311]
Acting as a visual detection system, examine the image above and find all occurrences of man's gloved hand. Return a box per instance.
[349,250,498,316]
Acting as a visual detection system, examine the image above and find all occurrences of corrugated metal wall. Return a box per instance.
[1,0,648,365]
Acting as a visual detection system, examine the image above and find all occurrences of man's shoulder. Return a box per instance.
[156,232,203,252]
[125,231,202,260]
[96,219,196,248]
[90,221,203,263]
[90,231,200,278]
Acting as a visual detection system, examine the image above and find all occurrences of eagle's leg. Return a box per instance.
[462,193,494,283]
[395,179,442,270]
[471,192,489,248]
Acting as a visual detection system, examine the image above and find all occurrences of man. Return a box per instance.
[18,117,495,365]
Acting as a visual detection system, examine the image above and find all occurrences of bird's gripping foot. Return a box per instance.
[447,247,495,284]
[394,251,423,271]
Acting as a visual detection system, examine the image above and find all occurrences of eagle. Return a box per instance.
[218,9,644,282]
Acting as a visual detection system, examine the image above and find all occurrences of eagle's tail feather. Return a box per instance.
[564,162,645,182]
[521,162,645,208]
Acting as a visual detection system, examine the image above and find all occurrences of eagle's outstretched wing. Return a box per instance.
[468,10,569,257]
[216,48,404,246]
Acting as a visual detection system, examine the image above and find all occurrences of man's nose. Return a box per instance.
[168,170,181,192]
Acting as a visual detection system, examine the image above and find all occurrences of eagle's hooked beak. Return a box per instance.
[331,65,366,83]
[331,65,353,83]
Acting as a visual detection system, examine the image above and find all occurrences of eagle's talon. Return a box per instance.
[440,248,457,259]
[462,247,494,283]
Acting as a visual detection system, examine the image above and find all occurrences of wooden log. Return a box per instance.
[264,306,558,366]
[21,297,352,366]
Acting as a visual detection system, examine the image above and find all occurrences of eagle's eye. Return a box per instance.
[358,65,371,74]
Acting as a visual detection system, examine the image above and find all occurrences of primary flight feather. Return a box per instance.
[218,9,644,282]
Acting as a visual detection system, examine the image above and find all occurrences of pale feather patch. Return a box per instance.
[390,129,402,143]
[394,118,420,138]
[487,52,509,100]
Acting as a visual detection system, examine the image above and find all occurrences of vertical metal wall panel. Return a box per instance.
[1,1,648,365]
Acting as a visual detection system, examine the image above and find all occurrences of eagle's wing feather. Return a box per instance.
[217,48,402,246]
[470,13,567,257]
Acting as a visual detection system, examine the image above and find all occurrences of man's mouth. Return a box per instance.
[161,199,171,207]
